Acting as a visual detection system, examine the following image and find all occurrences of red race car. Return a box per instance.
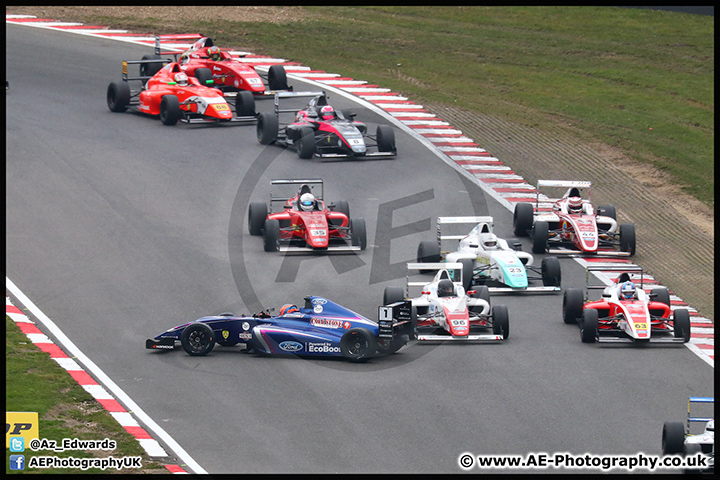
[562,266,690,344]
[247,179,367,253]
[147,35,291,116]
[513,180,636,257]
[257,91,397,159]
[106,58,257,126]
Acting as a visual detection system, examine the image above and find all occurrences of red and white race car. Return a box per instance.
[562,266,690,344]
[247,178,366,253]
[106,59,256,126]
[257,91,397,159]
[513,180,636,257]
[383,263,509,342]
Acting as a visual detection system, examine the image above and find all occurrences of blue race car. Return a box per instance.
[146,296,414,362]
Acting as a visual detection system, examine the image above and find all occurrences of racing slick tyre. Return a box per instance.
[106,82,131,112]
[513,203,534,237]
[580,309,599,343]
[263,219,281,252]
[491,305,509,340]
[563,288,584,324]
[350,218,367,250]
[340,328,376,362]
[140,54,164,77]
[619,223,636,256]
[297,127,316,159]
[662,421,686,455]
[248,202,268,236]
[334,200,350,218]
[416,241,441,273]
[180,323,216,356]
[194,67,214,86]
[376,125,396,154]
[651,287,671,308]
[596,205,616,220]
[268,64,289,91]
[672,308,691,343]
[459,258,475,292]
[159,95,182,126]
[235,90,256,117]
[383,286,405,306]
[469,286,491,315]
[531,221,549,254]
[541,256,562,287]
[257,112,278,145]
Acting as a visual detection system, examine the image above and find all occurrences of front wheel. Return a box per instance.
[297,127,316,159]
[580,309,598,343]
[563,288,584,324]
[619,223,636,256]
[531,221,549,254]
[513,203,534,237]
[491,305,509,339]
[267,64,289,91]
[541,256,561,287]
[340,328,376,362]
[180,323,215,356]
[383,286,405,306]
[376,125,396,154]
[140,54,163,77]
[459,258,475,292]
[263,219,280,252]
[350,218,367,250]
[673,309,691,343]
[257,112,278,145]
[248,202,268,236]
[235,90,256,117]
[662,421,686,455]
[159,95,181,126]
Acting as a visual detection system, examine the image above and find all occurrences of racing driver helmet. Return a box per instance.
[437,279,455,298]
[174,72,189,86]
[299,193,316,211]
[320,105,335,121]
[568,196,583,214]
[207,46,221,61]
[482,234,499,250]
[620,281,636,300]
[279,304,299,316]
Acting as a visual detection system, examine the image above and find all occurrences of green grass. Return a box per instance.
[6,316,167,474]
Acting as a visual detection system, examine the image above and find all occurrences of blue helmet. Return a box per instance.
[620,281,636,299]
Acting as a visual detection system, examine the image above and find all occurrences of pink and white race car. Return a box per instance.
[513,180,636,257]
[383,263,509,342]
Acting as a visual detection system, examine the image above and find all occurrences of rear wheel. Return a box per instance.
[376,125,396,154]
[673,309,691,343]
[159,95,181,126]
[235,90,256,117]
[106,82,131,112]
[531,221,549,254]
[267,64,289,91]
[140,54,163,77]
[563,288,584,324]
[541,256,561,287]
[340,328,376,362]
[513,203,534,237]
[248,202,268,236]
[180,323,215,356]
[469,286,490,315]
[620,223,636,256]
[662,421,686,455]
[651,287,671,308]
[334,200,350,218]
[580,309,598,343]
[257,112,278,145]
[263,219,280,252]
[596,205,616,220]
[297,127,316,159]
[491,305,509,339]
[350,218,367,250]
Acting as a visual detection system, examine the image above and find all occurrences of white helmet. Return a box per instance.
[482,233,498,249]
[174,72,188,86]
[299,193,315,211]
[705,419,714,434]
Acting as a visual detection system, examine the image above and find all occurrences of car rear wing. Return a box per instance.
[269,178,324,213]
[685,397,714,434]
[405,262,464,296]
[378,301,414,340]
[154,33,205,57]
[272,90,326,115]
[584,265,645,293]
[121,59,172,81]
[535,179,592,211]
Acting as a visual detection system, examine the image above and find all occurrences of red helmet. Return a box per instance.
[207,46,221,61]
[320,105,335,121]
[568,196,583,214]
[279,304,299,315]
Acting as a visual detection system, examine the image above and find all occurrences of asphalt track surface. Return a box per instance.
[5,24,713,474]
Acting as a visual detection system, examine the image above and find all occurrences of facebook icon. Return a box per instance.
[9,454,25,470]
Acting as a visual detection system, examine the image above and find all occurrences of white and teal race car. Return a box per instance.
[416,216,561,293]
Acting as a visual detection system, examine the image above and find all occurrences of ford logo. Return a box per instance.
[279,341,303,352]
[312,298,328,305]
